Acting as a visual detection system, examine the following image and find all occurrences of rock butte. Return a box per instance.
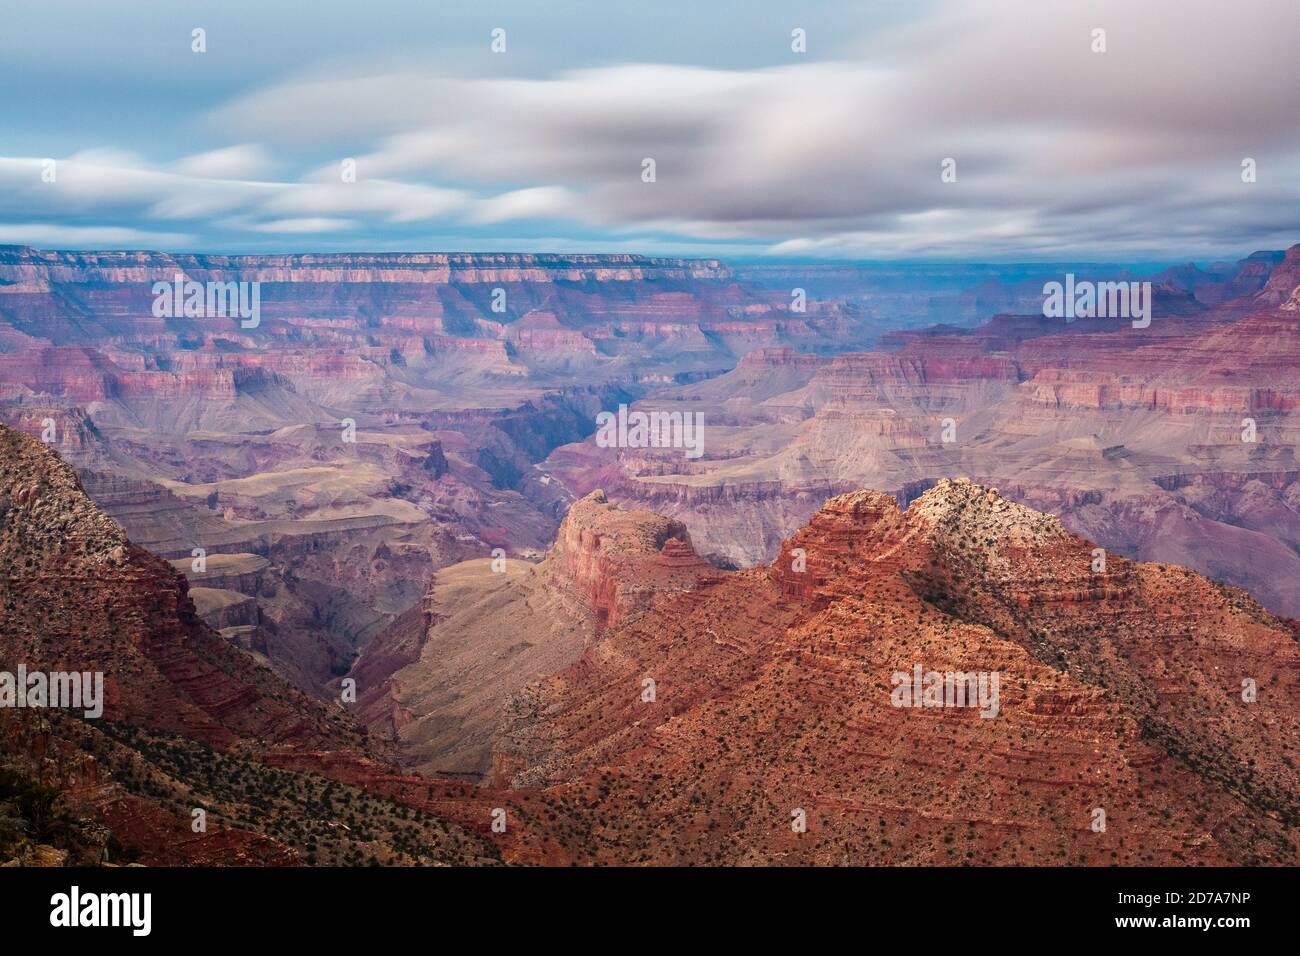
[491,479,1300,865]
[352,490,719,779]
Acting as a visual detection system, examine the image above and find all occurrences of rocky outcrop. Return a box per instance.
[546,490,720,628]
[493,481,1300,865]
[1253,244,1300,310]
[349,490,721,779]
[189,586,260,629]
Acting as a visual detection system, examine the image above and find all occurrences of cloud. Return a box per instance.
[3,0,1299,257]
[0,154,471,242]
[244,217,357,234]
[170,145,276,180]
[0,223,193,248]
[262,179,468,223]
[468,187,578,224]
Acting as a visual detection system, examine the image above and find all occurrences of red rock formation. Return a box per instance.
[348,490,722,778]
[493,480,1300,865]
[1253,244,1300,310]
[545,490,720,628]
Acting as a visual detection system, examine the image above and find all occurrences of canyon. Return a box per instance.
[5,428,1295,865]
[2,242,1298,866]
[0,247,840,695]
[548,245,1300,619]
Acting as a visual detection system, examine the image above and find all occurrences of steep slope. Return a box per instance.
[0,425,358,749]
[0,424,496,865]
[353,490,719,779]
[493,480,1300,865]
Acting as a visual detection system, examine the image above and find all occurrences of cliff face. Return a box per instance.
[0,247,734,285]
[545,490,719,628]
[1253,244,1300,310]
[350,489,720,779]
[493,480,1300,865]
[0,246,847,415]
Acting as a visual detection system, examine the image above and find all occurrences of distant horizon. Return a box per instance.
[2,240,1290,274]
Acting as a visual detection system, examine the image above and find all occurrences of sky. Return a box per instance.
[2,0,1298,260]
